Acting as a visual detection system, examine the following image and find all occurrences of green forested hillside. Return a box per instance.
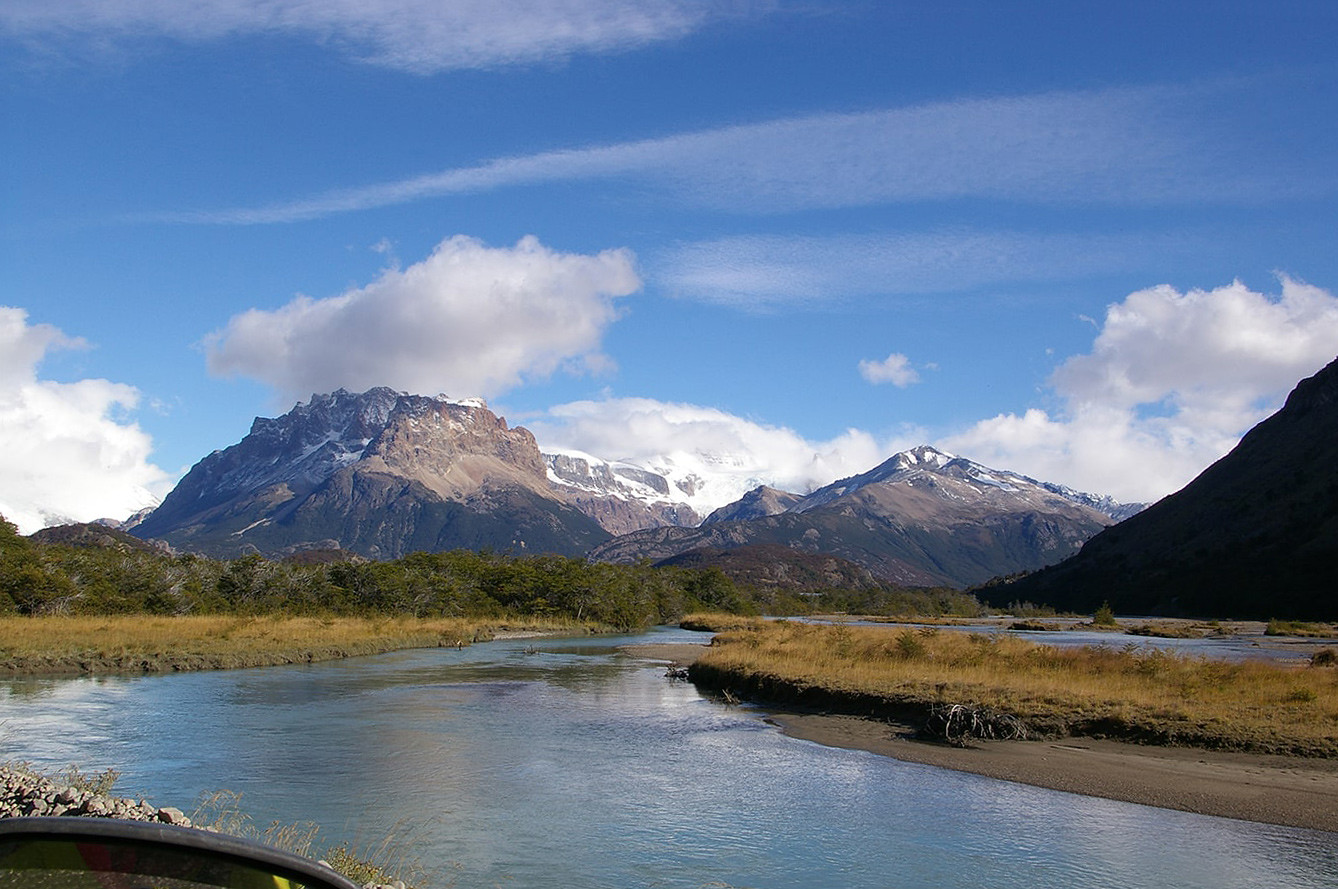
[1,516,984,626]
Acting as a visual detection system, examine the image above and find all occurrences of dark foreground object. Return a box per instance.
[0,817,358,889]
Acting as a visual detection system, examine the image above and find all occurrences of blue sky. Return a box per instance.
[3,1,1338,533]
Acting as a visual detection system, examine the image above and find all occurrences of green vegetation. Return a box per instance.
[1092,601,1118,627]
[0,513,992,637]
[0,515,745,631]
[690,621,1338,756]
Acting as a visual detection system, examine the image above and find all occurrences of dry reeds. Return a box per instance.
[0,614,591,675]
[694,621,1338,755]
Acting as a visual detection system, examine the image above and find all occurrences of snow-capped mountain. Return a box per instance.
[796,446,1143,522]
[544,449,701,535]
[132,388,610,558]
[128,388,1141,580]
[590,445,1130,588]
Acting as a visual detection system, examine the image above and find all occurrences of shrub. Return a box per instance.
[1093,602,1118,627]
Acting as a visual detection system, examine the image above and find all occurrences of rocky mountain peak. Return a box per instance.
[703,485,804,524]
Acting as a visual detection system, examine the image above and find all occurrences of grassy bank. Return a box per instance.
[688,620,1338,756]
[0,614,597,676]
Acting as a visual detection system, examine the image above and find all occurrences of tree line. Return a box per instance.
[0,516,985,627]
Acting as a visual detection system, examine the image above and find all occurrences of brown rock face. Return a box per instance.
[132,389,610,559]
[361,396,552,500]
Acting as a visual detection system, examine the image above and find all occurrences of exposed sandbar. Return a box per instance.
[622,638,1338,834]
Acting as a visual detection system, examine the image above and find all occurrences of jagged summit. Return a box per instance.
[132,388,608,559]
[592,445,1130,588]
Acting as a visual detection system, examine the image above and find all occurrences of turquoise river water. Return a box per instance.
[2,626,1335,888]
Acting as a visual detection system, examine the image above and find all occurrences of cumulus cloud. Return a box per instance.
[175,82,1325,225]
[206,235,641,400]
[0,0,742,73]
[859,353,920,388]
[0,308,169,534]
[529,396,917,512]
[942,277,1338,503]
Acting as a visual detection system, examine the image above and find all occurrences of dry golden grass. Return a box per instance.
[0,614,593,675]
[679,612,767,633]
[695,621,1338,755]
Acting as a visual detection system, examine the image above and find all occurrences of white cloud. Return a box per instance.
[942,277,1338,503]
[859,353,920,388]
[174,82,1324,225]
[0,307,170,534]
[0,0,742,73]
[206,235,641,400]
[529,396,917,512]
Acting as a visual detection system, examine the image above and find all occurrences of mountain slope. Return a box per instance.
[544,451,701,535]
[994,357,1338,619]
[591,446,1119,588]
[133,389,610,559]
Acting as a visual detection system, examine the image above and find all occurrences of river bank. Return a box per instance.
[0,615,592,676]
[622,639,1338,833]
[770,712,1338,834]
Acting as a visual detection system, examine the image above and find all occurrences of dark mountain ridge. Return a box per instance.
[994,356,1338,619]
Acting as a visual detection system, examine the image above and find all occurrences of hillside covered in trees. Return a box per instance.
[0,517,983,628]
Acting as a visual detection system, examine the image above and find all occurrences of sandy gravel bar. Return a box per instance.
[770,714,1338,834]
[621,640,1338,834]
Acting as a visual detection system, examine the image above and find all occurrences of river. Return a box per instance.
[2,627,1336,888]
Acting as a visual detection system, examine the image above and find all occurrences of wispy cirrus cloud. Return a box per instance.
[654,228,1211,309]
[0,0,755,73]
[159,82,1327,225]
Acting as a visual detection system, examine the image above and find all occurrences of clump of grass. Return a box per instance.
[192,790,433,888]
[1311,648,1338,667]
[1091,602,1119,628]
[680,612,766,633]
[1126,623,1206,639]
[693,621,1338,755]
[1266,619,1338,638]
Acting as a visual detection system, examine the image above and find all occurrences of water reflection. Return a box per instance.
[1,628,1335,888]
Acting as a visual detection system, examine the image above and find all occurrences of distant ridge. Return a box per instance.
[994,356,1338,619]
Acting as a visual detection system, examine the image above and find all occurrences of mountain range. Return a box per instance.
[590,446,1126,587]
[992,355,1338,620]
[126,387,1137,587]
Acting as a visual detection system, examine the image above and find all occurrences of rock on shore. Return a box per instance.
[0,765,190,825]
[0,765,406,888]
